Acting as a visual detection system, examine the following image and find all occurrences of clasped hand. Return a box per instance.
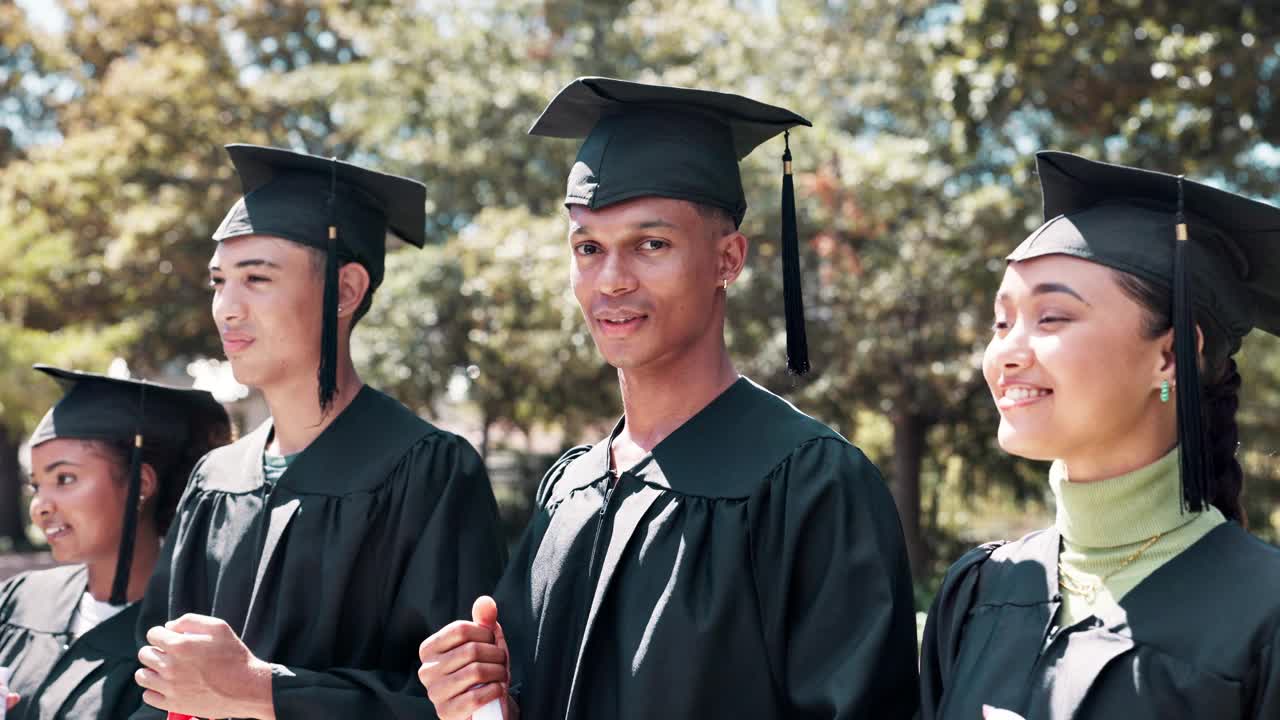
[136,613,275,720]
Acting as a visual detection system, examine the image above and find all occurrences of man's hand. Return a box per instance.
[135,614,276,720]
[5,692,17,711]
[418,596,516,720]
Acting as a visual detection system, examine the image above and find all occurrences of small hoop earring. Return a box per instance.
[1159,380,1170,403]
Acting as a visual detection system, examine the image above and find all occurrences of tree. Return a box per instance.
[933,0,1280,540]
[354,208,617,457]
[0,0,353,547]
[3,0,1277,571]
[0,5,138,548]
[294,0,1280,581]
[301,0,1040,579]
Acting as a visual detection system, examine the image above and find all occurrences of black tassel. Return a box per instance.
[1173,175,1209,511]
[781,131,810,375]
[111,382,145,605]
[318,159,340,413]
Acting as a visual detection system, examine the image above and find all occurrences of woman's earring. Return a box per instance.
[1160,380,1170,403]
[137,494,146,511]
[722,278,728,290]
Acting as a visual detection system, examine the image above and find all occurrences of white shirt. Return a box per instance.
[69,592,128,639]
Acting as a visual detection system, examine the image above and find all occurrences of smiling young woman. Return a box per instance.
[919,152,1280,720]
[0,366,229,720]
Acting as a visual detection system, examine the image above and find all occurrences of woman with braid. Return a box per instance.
[920,152,1280,719]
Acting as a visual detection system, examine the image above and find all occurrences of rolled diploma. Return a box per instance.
[473,698,502,720]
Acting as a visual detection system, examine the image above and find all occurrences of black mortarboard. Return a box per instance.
[213,144,427,410]
[530,77,815,374]
[30,365,231,604]
[1009,150,1280,511]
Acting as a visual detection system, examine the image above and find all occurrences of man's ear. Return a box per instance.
[336,262,371,319]
[716,230,748,287]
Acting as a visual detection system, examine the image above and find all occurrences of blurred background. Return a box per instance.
[1,0,1277,606]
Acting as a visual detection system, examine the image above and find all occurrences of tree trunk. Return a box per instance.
[890,412,928,579]
[0,426,29,550]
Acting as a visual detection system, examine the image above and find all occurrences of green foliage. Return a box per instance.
[1237,333,1280,536]
[354,208,617,451]
[0,0,357,542]
[934,0,1280,543]
[1,0,1277,572]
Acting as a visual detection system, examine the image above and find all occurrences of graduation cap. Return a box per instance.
[30,365,231,605]
[1009,150,1280,512]
[213,144,428,410]
[530,77,814,374]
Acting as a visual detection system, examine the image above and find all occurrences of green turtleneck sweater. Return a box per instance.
[1052,448,1226,626]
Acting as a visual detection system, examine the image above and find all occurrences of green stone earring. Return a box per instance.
[1160,380,1170,403]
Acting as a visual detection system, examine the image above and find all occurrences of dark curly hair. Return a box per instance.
[88,416,231,535]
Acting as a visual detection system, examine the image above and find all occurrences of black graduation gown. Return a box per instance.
[920,522,1280,719]
[494,377,919,720]
[0,565,143,719]
[130,386,505,720]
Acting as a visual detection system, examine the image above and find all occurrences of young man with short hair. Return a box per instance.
[132,145,504,720]
[419,78,918,720]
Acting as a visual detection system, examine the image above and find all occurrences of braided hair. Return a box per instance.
[1114,271,1246,525]
[1116,269,1244,520]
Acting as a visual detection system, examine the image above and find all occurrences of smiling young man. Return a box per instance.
[129,145,504,720]
[417,78,919,720]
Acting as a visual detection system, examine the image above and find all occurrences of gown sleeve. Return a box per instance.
[918,542,1001,720]
[268,434,505,719]
[0,571,27,619]
[1251,621,1280,719]
[747,438,919,719]
[130,459,210,720]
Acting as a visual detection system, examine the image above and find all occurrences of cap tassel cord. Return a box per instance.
[1173,174,1209,511]
[318,158,341,414]
[781,130,810,375]
[110,386,145,605]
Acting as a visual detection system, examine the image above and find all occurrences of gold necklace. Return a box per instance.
[1058,532,1163,604]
